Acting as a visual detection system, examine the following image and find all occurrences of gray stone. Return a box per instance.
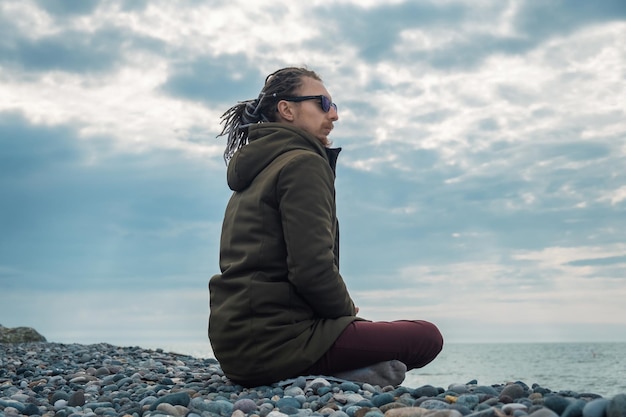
[189,398,213,413]
[414,385,441,398]
[474,386,499,397]
[371,393,395,407]
[608,394,626,417]
[308,378,331,393]
[502,403,529,414]
[0,400,25,412]
[84,402,114,410]
[233,398,258,413]
[277,397,302,411]
[563,399,587,417]
[500,384,525,400]
[421,400,451,410]
[0,325,46,343]
[285,386,305,397]
[465,408,498,417]
[292,376,307,389]
[329,411,350,417]
[140,395,158,406]
[544,396,572,415]
[202,399,234,416]
[449,384,469,394]
[68,390,85,407]
[528,408,560,417]
[583,398,610,417]
[334,393,367,404]
[456,394,480,409]
[341,382,362,393]
[22,403,40,416]
[51,391,70,403]
[364,410,384,417]
[149,392,191,411]
[362,383,377,393]
[424,411,464,417]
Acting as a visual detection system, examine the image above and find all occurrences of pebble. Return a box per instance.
[235,398,259,413]
[385,408,429,417]
[583,398,610,417]
[608,394,626,417]
[415,386,443,398]
[529,408,561,417]
[502,403,529,414]
[562,399,587,417]
[0,343,624,417]
[448,384,469,395]
[420,400,451,410]
[457,394,479,408]
[371,393,395,407]
[545,396,573,415]
[500,383,526,400]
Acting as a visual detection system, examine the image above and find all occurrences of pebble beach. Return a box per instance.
[1,343,624,417]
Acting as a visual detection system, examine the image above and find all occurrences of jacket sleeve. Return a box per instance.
[277,152,356,318]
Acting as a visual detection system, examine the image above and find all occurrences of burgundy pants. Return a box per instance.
[306,320,443,375]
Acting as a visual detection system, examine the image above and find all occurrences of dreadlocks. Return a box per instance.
[217,67,322,163]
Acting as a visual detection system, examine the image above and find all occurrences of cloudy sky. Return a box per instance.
[1,0,625,355]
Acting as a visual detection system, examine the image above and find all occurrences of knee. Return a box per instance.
[412,320,443,365]
[432,323,444,354]
[422,320,444,354]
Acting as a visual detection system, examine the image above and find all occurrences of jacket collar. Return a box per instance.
[325,147,342,176]
[227,123,341,191]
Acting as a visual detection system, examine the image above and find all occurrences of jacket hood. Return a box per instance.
[226,123,340,191]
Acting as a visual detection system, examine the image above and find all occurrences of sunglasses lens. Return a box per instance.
[321,96,330,112]
[321,96,336,112]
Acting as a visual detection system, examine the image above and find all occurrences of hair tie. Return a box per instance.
[241,99,259,125]
[240,91,270,128]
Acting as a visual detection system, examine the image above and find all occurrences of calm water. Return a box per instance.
[153,342,626,398]
[406,343,626,398]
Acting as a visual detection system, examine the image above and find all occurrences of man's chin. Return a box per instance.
[317,135,331,147]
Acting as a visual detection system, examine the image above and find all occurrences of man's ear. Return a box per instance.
[276,100,295,122]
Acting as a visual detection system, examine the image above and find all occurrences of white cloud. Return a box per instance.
[1,1,55,39]
[598,186,626,205]
[0,58,222,159]
[513,244,626,271]
[339,22,626,177]
[352,249,626,335]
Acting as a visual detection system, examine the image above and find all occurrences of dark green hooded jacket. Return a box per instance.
[209,123,357,387]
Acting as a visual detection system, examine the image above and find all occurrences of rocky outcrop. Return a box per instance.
[0,324,47,343]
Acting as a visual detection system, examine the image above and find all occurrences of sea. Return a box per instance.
[403,342,626,399]
[151,342,626,399]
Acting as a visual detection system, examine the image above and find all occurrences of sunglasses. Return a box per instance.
[281,95,338,113]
